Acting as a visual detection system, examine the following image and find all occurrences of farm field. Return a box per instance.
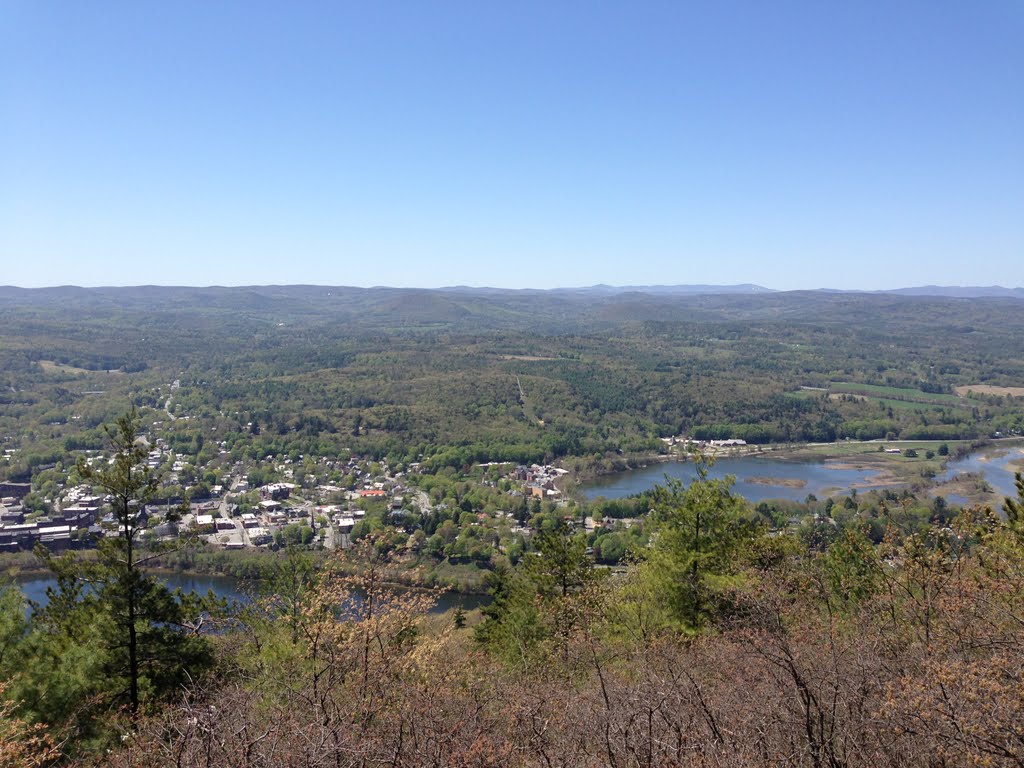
[955,384,1024,398]
[828,381,981,407]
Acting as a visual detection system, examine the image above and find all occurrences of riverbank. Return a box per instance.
[567,439,962,487]
[563,452,675,485]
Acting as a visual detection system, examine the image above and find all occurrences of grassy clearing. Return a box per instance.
[37,360,122,375]
[830,381,972,406]
[776,440,971,484]
[785,390,823,400]
[868,397,936,412]
[782,440,969,458]
[955,384,1024,398]
[813,390,932,411]
[827,392,866,402]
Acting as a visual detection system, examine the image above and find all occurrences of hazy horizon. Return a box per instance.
[2,281,1023,295]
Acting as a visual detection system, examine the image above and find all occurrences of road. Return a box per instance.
[413,490,432,514]
[163,378,181,420]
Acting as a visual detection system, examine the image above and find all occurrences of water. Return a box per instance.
[935,446,1024,499]
[581,455,883,503]
[13,572,250,609]
[9,571,488,615]
[940,494,971,507]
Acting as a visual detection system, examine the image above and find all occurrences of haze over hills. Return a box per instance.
[882,285,1024,298]
[0,284,1021,343]
[2,283,1023,300]
[477,284,777,296]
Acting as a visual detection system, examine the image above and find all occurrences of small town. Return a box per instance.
[0,446,580,555]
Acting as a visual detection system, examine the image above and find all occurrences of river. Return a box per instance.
[11,571,489,615]
[935,445,1024,502]
[581,454,883,502]
[580,443,1024,503]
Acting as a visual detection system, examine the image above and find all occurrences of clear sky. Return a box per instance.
[2,1,1021,290]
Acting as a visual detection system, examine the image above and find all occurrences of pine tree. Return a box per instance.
[638,457,758,632]
[38,408,213,718]
[1003,471,1024,535]
[522,518,594,600]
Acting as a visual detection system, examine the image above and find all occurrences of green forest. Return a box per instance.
[2,286,1023,482]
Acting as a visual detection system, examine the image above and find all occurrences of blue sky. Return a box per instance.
[2,1,1021,290]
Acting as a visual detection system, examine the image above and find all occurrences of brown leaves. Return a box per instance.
[0,684,60,768]
[98,516,1024,766]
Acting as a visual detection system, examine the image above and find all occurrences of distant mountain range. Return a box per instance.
[444,284,1024,298]
[435,283,774,296]
[551,283,775,295]
[2,283,1022,300]
[881,285,1024,298]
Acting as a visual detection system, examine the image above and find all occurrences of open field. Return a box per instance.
[773,440,971,459]
[870,397,937,412]
[771,440,981,486]
[813,391,938,411]
[830,381,977,407]
[37,360,123,375]
[955,384,1024,398]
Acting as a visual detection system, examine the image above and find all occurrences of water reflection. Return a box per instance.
[582,444,1024,505]
[581,455,883,503]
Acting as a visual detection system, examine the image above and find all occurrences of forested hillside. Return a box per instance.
[2,286,1023,479]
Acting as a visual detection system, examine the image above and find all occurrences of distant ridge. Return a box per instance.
[2,284,1021,299]
[564,283,775,295]
[881,285,1024,299]
[441,284,775,296]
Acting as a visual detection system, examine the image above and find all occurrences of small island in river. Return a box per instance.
[745,476,808,488]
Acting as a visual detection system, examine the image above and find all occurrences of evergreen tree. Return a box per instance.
[476,519,599,666]
[521,518,594,600]
[258,546,319,645]
[1003,472,1024,536]
[637,458,759,632]
[36,408,213,719]
[473,564,545,667]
